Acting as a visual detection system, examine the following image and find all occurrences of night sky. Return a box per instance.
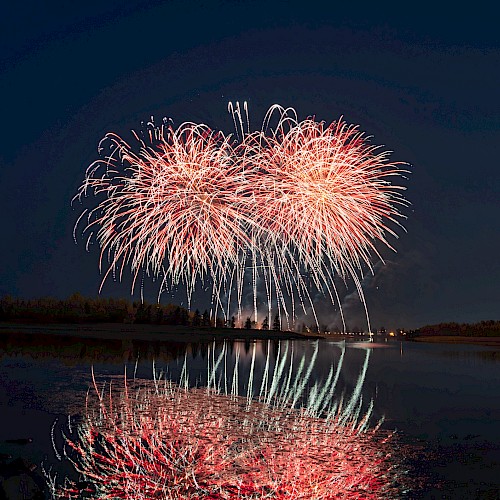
[1,1,498,330]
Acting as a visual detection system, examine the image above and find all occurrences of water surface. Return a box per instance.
[0,333,498,498]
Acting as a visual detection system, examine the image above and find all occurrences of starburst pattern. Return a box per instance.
[74,104,408,328]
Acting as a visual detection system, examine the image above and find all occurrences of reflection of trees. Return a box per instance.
[0,332,198,365]
[243,339,251,355]
[438,349,500,363]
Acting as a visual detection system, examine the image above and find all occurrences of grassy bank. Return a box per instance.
[412,335,500,347]
[0,322,316,342]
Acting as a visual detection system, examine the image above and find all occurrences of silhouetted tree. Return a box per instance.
[192,309,201,327]
[202,310,211,327]
[261,316,269,330]
[154,306,164,324]
[244,317,252,329]
[134,303,152,324]
[272,314,281,332]
[179,307,190,326]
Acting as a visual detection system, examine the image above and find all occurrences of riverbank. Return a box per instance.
[0,322,317,342]
[412,335,500,347]
[2,323,499,347]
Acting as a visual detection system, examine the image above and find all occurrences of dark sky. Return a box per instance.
[1,1,498,330]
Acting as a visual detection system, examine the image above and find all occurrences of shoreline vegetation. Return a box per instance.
[410,320,500,347]
[411,336,500,346]
[0,294,316,342]
[0,294,499,347]
[0,322,312,341]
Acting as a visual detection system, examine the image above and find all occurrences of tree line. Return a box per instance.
[0,294,282,331]
[415,320,500,337]
[0,293,191,325]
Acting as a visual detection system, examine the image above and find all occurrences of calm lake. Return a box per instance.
[0,333,499,498]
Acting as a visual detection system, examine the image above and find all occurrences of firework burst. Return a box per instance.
[244,105,408,331]
[74,104,409,329]
[75,121,258,307]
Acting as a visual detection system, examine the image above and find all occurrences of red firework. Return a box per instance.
[74,104,408,326]
[75,121,257,303]
[249,108,407,278]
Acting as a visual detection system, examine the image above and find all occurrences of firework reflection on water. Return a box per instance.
[45,341,413,499]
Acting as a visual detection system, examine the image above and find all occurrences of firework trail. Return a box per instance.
[46,341,406,499]
[74,104,408,329]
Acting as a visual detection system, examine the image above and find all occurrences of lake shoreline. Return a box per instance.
[0,322,318,342]
[2,322,499,346]
[411,335,500,347]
